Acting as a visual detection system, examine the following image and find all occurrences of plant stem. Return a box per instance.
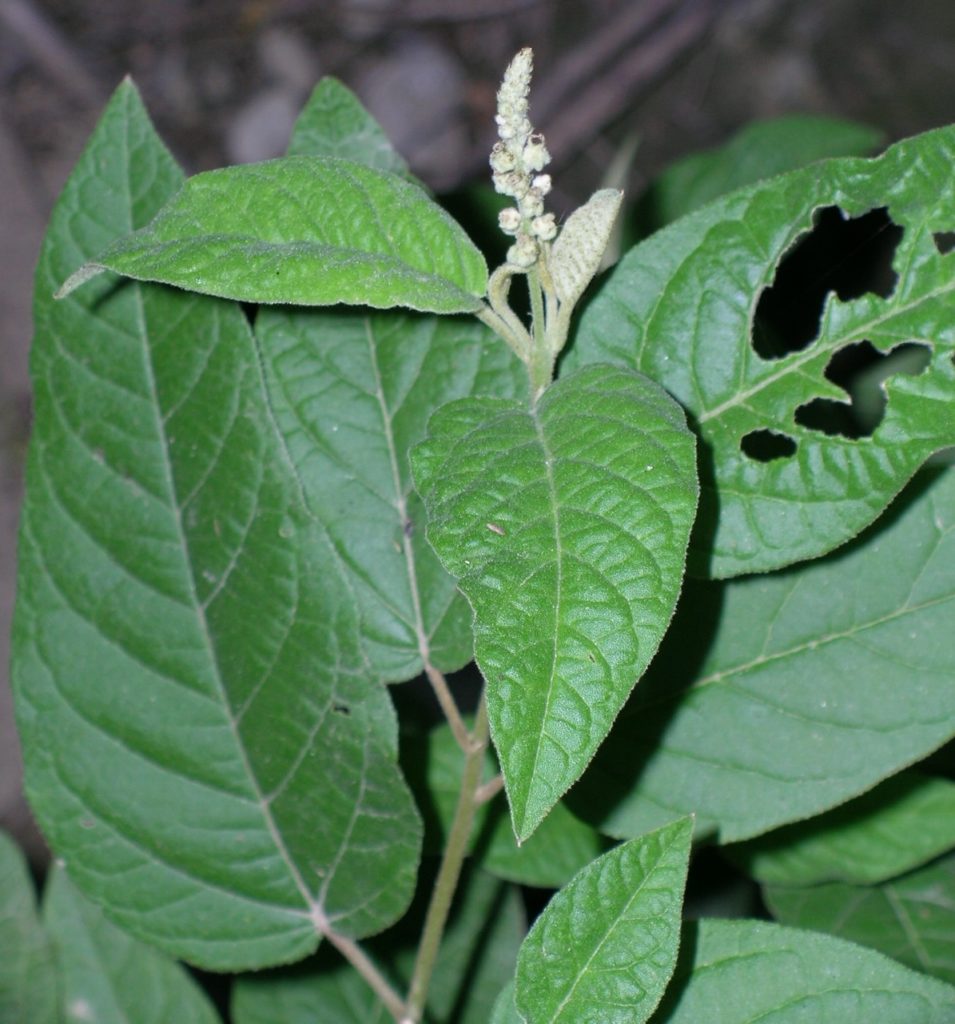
[474,773,504,805]
[425,662,470,752]
[323,926,406,1021]
[402,696,490,1022]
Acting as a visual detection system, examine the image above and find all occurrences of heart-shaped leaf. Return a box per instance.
[515,817,692,1024]
[13,79,420,971]
[570,125,955,576]
[412,364,698,840]
[59,156,487,315]
[655,919,955,1023]
[569,467,955,843]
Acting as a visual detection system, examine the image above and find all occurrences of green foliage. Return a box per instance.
[9,50,955,1024]
[569,126,955,577]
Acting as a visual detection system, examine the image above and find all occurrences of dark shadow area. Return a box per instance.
[934,231,955,255]
[752,205,903,360]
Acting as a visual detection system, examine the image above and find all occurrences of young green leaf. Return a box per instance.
[43,866,219,1024]
[730,771,955,886]
[570,125,955,577]
[654,919,955,1023]
[12,79,420,971]
[0,832,57,1024]
[58,156,488,314]
[515,817,692,1024]
[570,467,955,843]
[643,114,883,228]
[254,308,525,682]
[232,868,525,1024]
[764,852,955,985]
[412,364,698,841]
[288,76,412,177]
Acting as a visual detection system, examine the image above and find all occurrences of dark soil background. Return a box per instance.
[2,0,954,859]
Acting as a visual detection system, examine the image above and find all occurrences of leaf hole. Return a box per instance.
[752,205,903,360]
[934,231,955,254]
[332,703,351,716]
[739,429,798,462]
[795,339,931,439]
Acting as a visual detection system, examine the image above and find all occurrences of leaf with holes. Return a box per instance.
[412,364,698,841]
[287,76,412,177]
[568,467,955,843]
[764,851,955,985]
[43,866,219,1024]
[57,156,487,315]
[569,125,955,576]
[654,919,955,1023]
[515,817,692,1024]
[0,832,56,1024]
[253,308,525,683]
[11,80,420,971]
[730,770,955,886]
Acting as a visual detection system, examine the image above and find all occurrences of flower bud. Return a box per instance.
[490,142,516,173]
[523,133,550,172]
[531,213,558,241]
[507,233,539,268]
[521,188,544,219]
[498,207,522,235]
[531,174,552,195]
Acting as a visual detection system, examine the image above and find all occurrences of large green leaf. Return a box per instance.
[12,80,420,971]
[654,919,955,1023]
[0,832,56,1024]
[569,466,955,843]
[288,76,411,177]
[43,866,219,1024]
[412,364,698,840]
[764,852,955,985]
[58,156,487,314]
[570,125,955,576]
[730,771,955,886]
[254,308,525,682]
[515,817,692,1024]
[232,867,525,1024]
[643,114,882,228]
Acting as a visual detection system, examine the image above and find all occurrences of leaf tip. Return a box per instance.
[55,263,106,299]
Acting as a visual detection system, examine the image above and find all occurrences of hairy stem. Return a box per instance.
[402,696,490,1022]
[323,926,405,1021]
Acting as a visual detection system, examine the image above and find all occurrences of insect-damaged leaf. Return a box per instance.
[413,364,697,840]
[12,79,420,971]
[570,125,955,576]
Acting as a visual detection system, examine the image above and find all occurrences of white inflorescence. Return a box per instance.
[491,48,556,268]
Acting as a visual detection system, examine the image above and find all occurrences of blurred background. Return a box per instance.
[2,0,955,858]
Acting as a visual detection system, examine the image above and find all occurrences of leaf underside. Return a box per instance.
[570,125,955,576]
[13,79,421,971]
[413,364,698,840]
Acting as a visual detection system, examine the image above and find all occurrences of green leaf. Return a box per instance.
[515,817,692,1024]
[412,364,698,840]
[653,918,955,1023]
[12,79,420,971]
[59,156,488,314]
[410,719,608,887]
[254,308,525,683]
[232,867,525,1024]
[491,981,522,1024]
[570,125,955,576]
[43,865,219,1024]
[643,115,883,228]
[730,771,955,886]
[569,467,955,843]
[288,77,412,177]
[764,852,955,986]
[0,831,57,1024]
